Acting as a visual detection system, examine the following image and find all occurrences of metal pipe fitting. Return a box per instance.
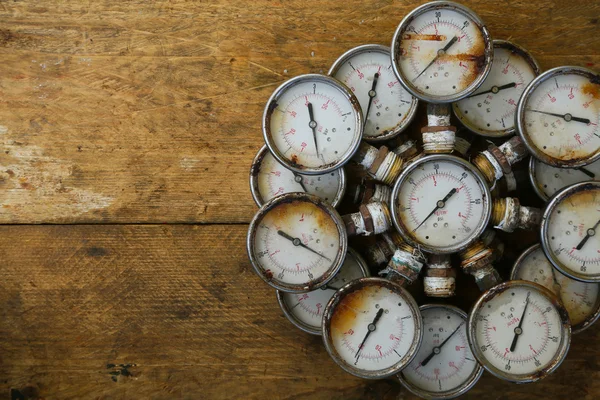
[491,197,542,233]
[352,142,404,185]
[379,242,426,287]
[459,241,501,291]
[422,103,456,154]
[342,201,392,237]
[423,254,456,298]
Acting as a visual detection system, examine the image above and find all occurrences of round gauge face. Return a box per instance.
[391,155,491,254]
[323,278,422,379]
[541,182,600,282]
[263,74,363,174]
[399,305,483,399]
[512,244,600,333]
[247,193,346,292]
[468,281,571,383]
[454,41,539,137]
[391,2,492,102]
[517,67,600,167]
[529,156,600,201]
[250,146,346,207]
[329,45,418,141]
[277,248,369,335]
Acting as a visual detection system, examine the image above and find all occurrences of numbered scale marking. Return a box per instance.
[329,44,419,142]
[541,181,600,282]
[263,74,363,174]
[322,277,423,379]
[529,156,600,201]
[399,305,483,399]
[277,248,370,335]
[511,244,600,333]
[247,193,347,292]
[391,1,493,103]
[468,281,571,383]
[391,154,491,254]
[454,40,540,137]
[517,66,600,167]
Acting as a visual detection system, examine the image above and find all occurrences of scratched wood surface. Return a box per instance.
[0,0,599,399]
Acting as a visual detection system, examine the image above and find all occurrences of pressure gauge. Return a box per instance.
[511,244,600,333]
[328,44,419,142]
[453,40,540,137]
[250,145,346,207]
[467,280,571,383]
[529,156,600,201]
[322,277,423,379]
[541,181,600,282]
[263,74,363,174]
[247,193,347,292]
[276,248,370,335]
[516,66,600,167]
[390,154,491,254]
[390,1,493,103]
[398,305,483,399]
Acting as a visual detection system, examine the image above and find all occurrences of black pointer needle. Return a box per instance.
[355,308,384,363]
[277,230,332,261]
[363,72,380,128]
[413,188,457,233]
[510,292,530,352]
[420,322,465,367]
[307,102,320,157]
[464,82,517,99]
[576,167,596,179]
[292,172,308,192]
[527,109,591,124]
[412,36,458,83]
[575,219,600,250]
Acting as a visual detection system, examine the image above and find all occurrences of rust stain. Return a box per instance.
[402,33,446,41]
[290,154,299,165]
[331,285,382,337]
[582,81,600,100]
[264,199,337,234]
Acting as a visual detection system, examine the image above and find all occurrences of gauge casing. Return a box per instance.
[528,156,600,202]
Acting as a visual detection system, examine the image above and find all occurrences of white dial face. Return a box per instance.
[394,158,489,252]
[252,198,342,289]
[513,246,600,328]
[531,157,600,200]
[255,149,343,206]
[521,72,600,164]
[401,307,480,396]
[267,77,361,171]
[455,45,537,136]
[329,283,419,373]
[472,285,567,378]
[331,48,416,140]
[395,7,488,98]
[545,186,600,280]
[281,250,367,332]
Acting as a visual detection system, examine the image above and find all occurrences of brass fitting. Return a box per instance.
[424,254,456,298]
[342,201,392,237]
[472,136,529,189]
[491,197,542,233]
[459,241,501,291]
[363,231,405,268]
[347,179,392,206]
[352,142,404,185]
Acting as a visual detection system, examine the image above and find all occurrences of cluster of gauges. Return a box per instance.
[246,1,600,398]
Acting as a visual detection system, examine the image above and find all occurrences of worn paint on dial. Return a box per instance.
[330,284,418,372]
[513,245,600,328]
[530,157,600,201]
[455,45,537,136]
[401,306,480,396]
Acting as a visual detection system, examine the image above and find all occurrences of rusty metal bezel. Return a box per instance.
[397,304,483,400]
[453,40,541,138]
[541,181,600,282]
[246,192,348,293]
[328,44,419,142]
[390,1,494,104]
[467,280,572,384]
[321,277,423,379]
[510,243,600,334]
[249,145,347,208]
[275,247,370,336]
[516,66,600,168]
[390,154,492,254]
[262,74,363,175]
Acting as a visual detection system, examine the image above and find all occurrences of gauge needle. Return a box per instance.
[276,230,332,261]
[413,188,457,233]
[576,167,596,179]
[527,109,591,124]
[355,308,384,364]
[292,172,308,192]
[307,102,320,157]
[420,321,465,367]
[412,36,458,83]
[464,82,517,98]
[510,291,530,352]
[575,218,600,250]
[363,72,380,128]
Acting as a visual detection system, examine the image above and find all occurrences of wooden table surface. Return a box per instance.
[0,1,598,399]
